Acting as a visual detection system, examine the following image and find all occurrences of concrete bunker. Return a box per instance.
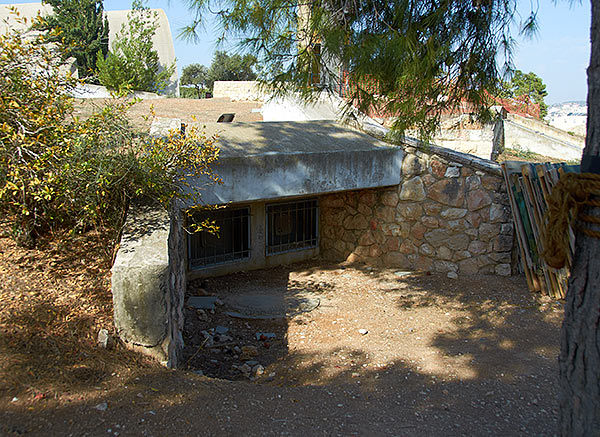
[112,119,517,366]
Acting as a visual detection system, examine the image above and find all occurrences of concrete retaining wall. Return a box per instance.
[504,114,584,161]
[213,81,262,101]
[111,202,185,367]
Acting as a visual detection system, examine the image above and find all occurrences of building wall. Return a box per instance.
[212,81,263,101]
[320,146,515,276]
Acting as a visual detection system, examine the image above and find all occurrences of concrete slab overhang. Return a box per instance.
[184,120,403,206]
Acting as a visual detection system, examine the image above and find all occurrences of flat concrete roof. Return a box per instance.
[178,120,403,205]
[195,120,393,157]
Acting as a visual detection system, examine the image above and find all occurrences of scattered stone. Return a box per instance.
[196,309,208,321]
[216,334,233,343]
[239,364,251,374]
[252,364,265,376]
[256,332,276,341]
[394,271,412,277]
[215,325,229,335]
[11,397,18,403]
[97,329,112,349]
[194,370,204,376]
[241,345,258,359]
[95,402,108,412]
[215,298,224,306]
[233,346,242,354]
[245,360,259,366]
[188,296,218,310]
[358,329,368,335]
[352,372,360,378]
[447,271,458,279]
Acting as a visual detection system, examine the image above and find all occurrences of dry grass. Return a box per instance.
[0,226,155,401]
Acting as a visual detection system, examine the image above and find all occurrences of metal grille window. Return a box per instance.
[266,199,318,255]
[188,207,250,269]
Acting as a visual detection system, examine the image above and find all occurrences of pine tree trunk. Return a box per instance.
[558,1,600,435]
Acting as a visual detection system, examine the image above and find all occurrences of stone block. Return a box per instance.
[424,229,448,247]
[381,191,399,207]
[419,243,435,256]
[383,252,411,269]
[437,246,453,261]
[399,202,423,220]
[500,223,514,235]
[479,223,501,241]
[493,235,513,252]
[320,196,345,208]
[359,231,376,246]
[458,258,480,275]
[489,203,508,223]
[401,153,426,176]
[343,214,369,230]
[422,216,440,228]
[495,264,512,276]
[375,205,396,223]
[446,234,469,251]
[423,202,442,215]
[489,252,512,263]
[342,230,356,243]
[445,167,461,178]
[446,219,469,232]
[359,191,377,207]
[453,250,472,261]
[440,208,468,220]
[369,245,383,258]
[428,179,465,207]
[430,160,447,178]
[399,239,417,254]
[434,260,459,273]
[357,204,373,217]
[422,174,437,186]
[467,189,492,211]
[414,255,433,271]
[468,240,487,255]
[466,211,483,228]
[466,175,481,190]
[481,175,503,191]
[399,176,426,201]
[411,222,428,240]
[384,236,401,252]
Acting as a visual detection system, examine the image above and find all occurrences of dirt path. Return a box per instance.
[1,250,563,436]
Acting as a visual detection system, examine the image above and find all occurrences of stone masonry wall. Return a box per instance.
[320,145,514,276]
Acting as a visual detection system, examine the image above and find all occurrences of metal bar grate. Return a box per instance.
[266,198,318,255]
[188,207,250,269]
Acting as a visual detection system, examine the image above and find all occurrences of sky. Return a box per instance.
[0,1,592,104]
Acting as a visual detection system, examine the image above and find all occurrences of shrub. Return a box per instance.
[0,14,219,246]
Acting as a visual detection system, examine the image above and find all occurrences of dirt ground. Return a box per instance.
[0,226,563,436]
[72,97,263,130]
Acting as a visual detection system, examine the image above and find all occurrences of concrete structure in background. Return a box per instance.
[0,3,179,95]
[503,113,584,161]
[213,81,263,101]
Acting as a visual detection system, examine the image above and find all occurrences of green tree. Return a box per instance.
[182,0,600,433]
[97,0,175,93]
[206,51,258,90]
[0,16,219,245]
[181,63,209,98]
[39,0,109,81]
[500,69,549,118]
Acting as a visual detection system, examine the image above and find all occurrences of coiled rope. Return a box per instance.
[543,172,600,269]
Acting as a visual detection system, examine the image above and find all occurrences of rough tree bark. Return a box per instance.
[558,0,600,435]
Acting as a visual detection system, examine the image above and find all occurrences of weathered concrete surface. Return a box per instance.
[213,81,263,101]
[504,113,584,161]
[183,120,403,206]
[111,203,184,367]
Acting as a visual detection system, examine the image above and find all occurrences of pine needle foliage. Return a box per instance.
[182,0,533,137]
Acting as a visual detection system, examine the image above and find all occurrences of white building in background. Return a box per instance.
[546,102,587,138]
[0,2,179,96]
